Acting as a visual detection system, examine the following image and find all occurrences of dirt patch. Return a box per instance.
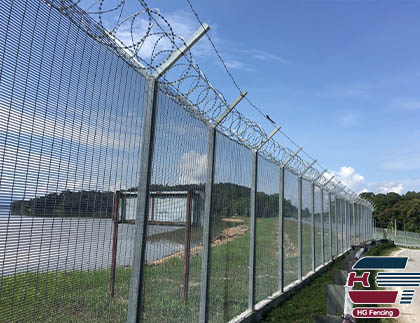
[218,225,248,238]
[149,225,248,266]
[221,218,245,223]
[284,232,298,258]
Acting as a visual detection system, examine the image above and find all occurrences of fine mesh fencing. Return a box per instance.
[283,169,299,287]
[255,156,279,303]
[375,228,420,248]
[314,186,323,267]
[330,195,337,258]
[301,179,312,276]
[208,132,251,322]
[0,0,374,322]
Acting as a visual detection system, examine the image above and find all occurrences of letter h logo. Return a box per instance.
[347,272,370,288]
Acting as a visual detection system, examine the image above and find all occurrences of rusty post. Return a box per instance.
[183,190,192,303]
[110,190,120,297]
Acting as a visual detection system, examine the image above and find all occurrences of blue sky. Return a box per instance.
[79,1,420,194]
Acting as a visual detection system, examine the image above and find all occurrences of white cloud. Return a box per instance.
[331,166,365,192]
[113,10,212,62]
[236,49,290,65]
[108,181,127,192]
[331,166,408,195]
[377,183,404,194]
[178,152,207,184]
[222,59,253,71]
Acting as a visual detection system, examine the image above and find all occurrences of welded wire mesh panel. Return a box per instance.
[141,89,208,322]
[323,191,331,261]
[0,1,146,321]
[349,205,353,244]
[344,202,349,246]
[255,156,279,303]
[354,206,358,244]
[356,207,360,244]
[283,169,298,286]
[209,131,251,322]
[412,233,420,247]
[351,204,356,245]
[330,195,337,257]
[396,230,405,245]
[314,186,322,267]
[301,179,312,276]
[407,231,416,246]
[374,227,385,240]
[336,198,342,253]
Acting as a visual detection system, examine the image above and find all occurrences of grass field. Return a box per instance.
[0,217,323,323]
[261,254,348,323]
[261,241,398,323]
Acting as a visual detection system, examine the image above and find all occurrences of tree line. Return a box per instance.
[360,191,420,233]
[10,183,303,219]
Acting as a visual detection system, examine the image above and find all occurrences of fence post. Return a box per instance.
[311,183,315,272]
[200,91,247,322]
[320,189,325,263]
[199,126,216,322]
[362,205,365,242]
[329,192,333,260]
[340,198,347,252]
[363,205,365,243]
[360,204,363,243]
[334,194,338,256]
[343,199,347,251]
[347,200,350,249]
[347,201,350,246]
[298,176,303,280]
[358,203,361,244]
[127,76,159,323]
[353,202,356,245]
[279,166,285,291]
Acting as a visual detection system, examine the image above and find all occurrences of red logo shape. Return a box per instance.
[347,272,370,287]
[349,291,398,304]
[353,307,400,318]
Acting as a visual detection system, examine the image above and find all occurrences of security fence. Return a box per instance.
[0,1,374,322]
[374,227,420,248]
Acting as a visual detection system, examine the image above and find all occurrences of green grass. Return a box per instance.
[261,242,398,323]
[260,254,348,323]
[0,217,318,323]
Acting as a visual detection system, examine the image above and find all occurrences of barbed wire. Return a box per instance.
[44,0,371,207]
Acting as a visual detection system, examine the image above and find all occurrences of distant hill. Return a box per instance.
[10,182,300,219]
[360,191,420,233]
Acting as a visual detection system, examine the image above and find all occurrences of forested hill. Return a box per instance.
[360,191,420,232]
